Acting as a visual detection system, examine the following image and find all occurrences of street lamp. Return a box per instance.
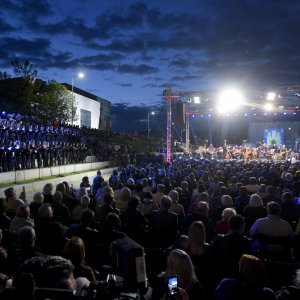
[71,72,85,125]
[147,111,155,139]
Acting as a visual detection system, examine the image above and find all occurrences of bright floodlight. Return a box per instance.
[194,96,200,104]
[217,88,244,114]
[78,72,85,79]
[264,103,273,111]
[267,92,276,101]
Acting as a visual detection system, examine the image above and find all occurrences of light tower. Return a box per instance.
[163,86,182,163]
[163,87,173,163]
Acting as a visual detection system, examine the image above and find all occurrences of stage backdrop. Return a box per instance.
[249,121,300,149]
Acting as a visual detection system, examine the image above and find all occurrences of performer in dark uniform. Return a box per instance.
[0,139,6,172]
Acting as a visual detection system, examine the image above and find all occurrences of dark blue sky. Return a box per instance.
[1,0,300,107]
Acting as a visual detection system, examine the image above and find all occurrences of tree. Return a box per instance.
[31,80,76,123]
[0,60,40,114]
[11,59,38,78]
[0,60,74,123]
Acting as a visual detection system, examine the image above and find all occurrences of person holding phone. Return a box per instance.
[149,249,205,300]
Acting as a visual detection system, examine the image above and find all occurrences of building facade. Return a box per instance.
[63,83,111,130]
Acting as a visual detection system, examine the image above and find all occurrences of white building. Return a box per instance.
[63,83,111,129]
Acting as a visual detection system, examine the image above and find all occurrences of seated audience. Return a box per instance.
[29,192,44,221]
[72,195,91,222]
[250,201,295,256]
[63,236,96,282]
[215,254,275,300]
[9,205,34,234]
[139,191,160,218]
[243,193,267,233]
[95,193,120,225]
[51,191,71,226]
[42,183,54,205]
[35,203,67,254]
[216,207,236,234]
[211,214,251,278]
[3,187,25,217]
[7,226,43,274]
[169,189,185,222]
[149,249,204,300]
[182,201,216,242]
[56,182,78,212]
[280,192,300,230]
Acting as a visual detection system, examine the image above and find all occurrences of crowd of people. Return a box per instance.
[0,155,299,299]
[0,111,89,171]
[0,111,141,172]
[197,144,299,161]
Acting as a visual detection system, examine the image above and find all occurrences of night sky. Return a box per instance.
[1,0,300,108]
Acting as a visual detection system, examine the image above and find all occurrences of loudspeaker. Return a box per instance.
[112,237,147,289]
[176,101,185,126]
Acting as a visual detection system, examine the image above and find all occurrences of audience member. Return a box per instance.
[63,236,96,282]
[250,201,294,257]
[215,254,275,300]
[150,249,204,300]
[9,205,34,234]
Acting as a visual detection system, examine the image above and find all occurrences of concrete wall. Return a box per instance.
[0,161,116,199]
[0,166,116,201]
[74,93,100,128]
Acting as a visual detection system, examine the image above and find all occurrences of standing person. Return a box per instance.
[92,170,104,196]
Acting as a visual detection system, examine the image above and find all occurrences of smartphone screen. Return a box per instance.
[167,276,178,295]
[295,197,300,205]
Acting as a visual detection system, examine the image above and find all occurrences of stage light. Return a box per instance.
[216,88,244,114]
[193,96,200,104]
[264,103,273,111]
[267,92,276,101]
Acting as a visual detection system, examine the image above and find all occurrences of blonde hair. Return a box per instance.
[165,249,197,289]
[222,207,236,220]
[221,195,233,207]
[249,194,263,207]
[33,192,44,204]
[185,221,206,256]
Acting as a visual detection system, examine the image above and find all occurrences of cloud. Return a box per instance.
[171,75,202,82]
[117,63,158,74]
[0,37,51,56]
[0,19,15,32]
[117,83,132,87]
